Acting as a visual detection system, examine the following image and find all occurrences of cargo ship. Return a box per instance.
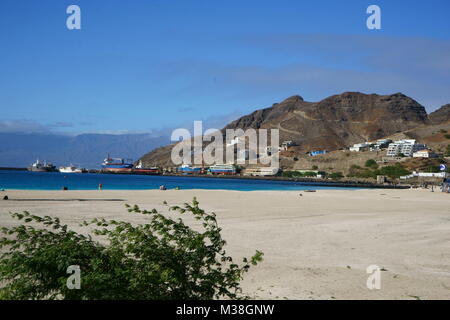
[208,164,236,175]
[133,161,160,175]
[178,164,203,174]
[101,156,133,173]
[27,159,57,172]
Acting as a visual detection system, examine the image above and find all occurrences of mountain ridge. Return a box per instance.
[140,92,450,168]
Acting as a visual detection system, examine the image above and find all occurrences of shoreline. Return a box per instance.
[0,169,412,190]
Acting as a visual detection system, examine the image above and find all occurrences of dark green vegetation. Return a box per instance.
[281,170,320,178]
[348,163,411,179]
[0,199,263,300]
[329,172,344,180]
[365,159,379,169]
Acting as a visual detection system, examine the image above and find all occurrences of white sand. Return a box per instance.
[1,188,449,300]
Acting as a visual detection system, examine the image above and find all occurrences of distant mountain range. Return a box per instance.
[0,132,169,169]
[139,92,450,167]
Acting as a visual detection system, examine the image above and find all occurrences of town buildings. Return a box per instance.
[386,139,427,157]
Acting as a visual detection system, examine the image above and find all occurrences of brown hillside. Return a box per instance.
[139,92,440,168]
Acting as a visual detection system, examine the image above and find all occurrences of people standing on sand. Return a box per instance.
[442,178,450,193]
[98,183,103,191]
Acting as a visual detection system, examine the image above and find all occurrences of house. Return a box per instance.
[349,142,370,152]
[279,141,295,151]
[376,139,392,148]
[369,139,392,151]
[412,149,438,158]
[309,150,327,157]
[386,139,427,157]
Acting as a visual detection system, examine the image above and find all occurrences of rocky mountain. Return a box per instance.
[429,104,450,124]
[139,92,445,168]
[224,92,429,150]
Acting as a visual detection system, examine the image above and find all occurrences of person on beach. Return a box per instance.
[98,183,103,191]
[443,179,449,193]
[159,185,166,190]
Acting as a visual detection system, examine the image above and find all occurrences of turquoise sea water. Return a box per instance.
[0,170,361,191]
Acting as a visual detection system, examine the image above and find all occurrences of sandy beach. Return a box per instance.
[1,188,449,300]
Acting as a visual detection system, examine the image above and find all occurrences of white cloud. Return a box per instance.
[0,120,50,133]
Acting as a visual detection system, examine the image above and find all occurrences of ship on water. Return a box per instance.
[27,159,57,172]
[59,165,85,173]
[101,156,133,173]
[133,161,160,175]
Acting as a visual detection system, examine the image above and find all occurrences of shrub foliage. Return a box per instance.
[0,198,263,300]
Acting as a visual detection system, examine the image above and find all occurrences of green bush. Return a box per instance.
[329,172,344,180]
[425,165,440,173]
[281,171,317,178]
[365,159,378,169]
[0,198,263,300]
[375,164,410,179]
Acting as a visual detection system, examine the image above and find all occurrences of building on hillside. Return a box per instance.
[279,141,295,151]
[370,139,392,151]
[309,150,328,157]
[349,142,370,152]
[243,167,279,176]
[386,139,426,157]
[412,149,438,158]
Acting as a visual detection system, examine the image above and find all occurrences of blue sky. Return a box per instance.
[0,0,449,134]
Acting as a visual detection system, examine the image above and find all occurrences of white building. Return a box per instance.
[370,139,392,151]
[400,171,447,179]
[386,139,426,157]
[412,149,438,158]
[279,141,295,151]
[349,142,370,152]
[243,167,279,176]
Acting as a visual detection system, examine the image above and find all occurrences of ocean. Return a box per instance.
[0,170,361,191]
